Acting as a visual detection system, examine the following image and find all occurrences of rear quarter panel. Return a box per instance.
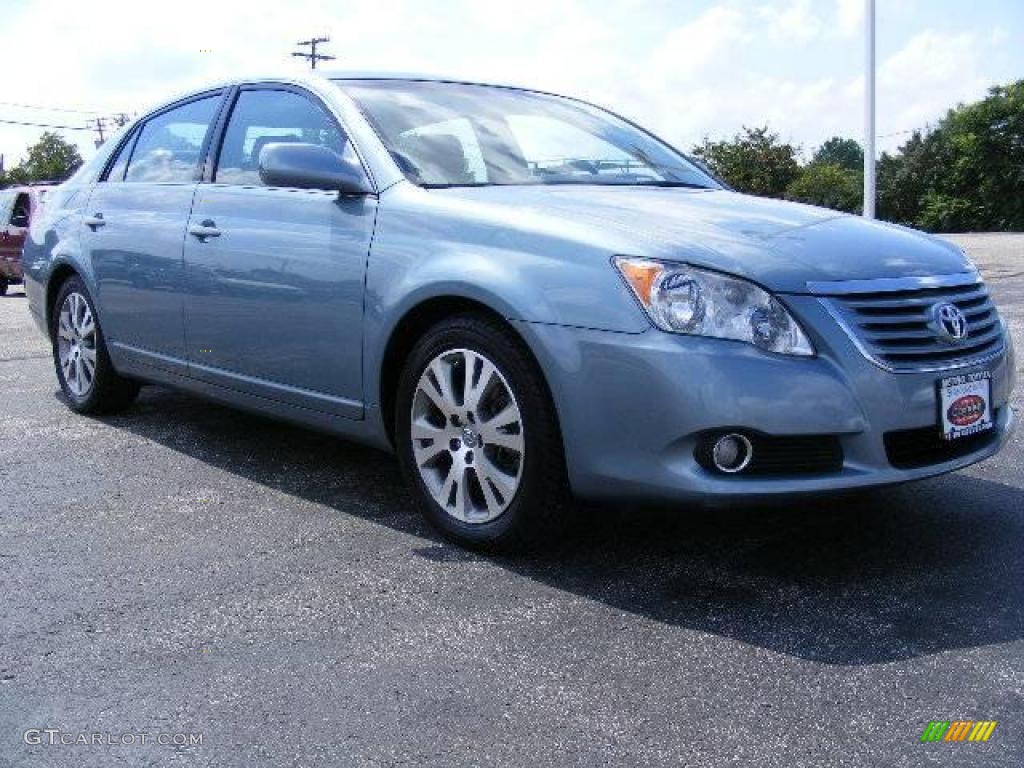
[23,183,95,333]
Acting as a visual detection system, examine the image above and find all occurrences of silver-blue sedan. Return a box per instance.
[24,72,1016,549]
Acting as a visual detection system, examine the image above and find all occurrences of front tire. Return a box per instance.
[0,279,8,296]
[395,314,571,551]
[51,275,140,414]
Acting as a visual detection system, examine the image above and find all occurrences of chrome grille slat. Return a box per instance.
[867,326,1003,356]
[816,275,1005,372]
[867,319,999,344]
[844,286,988,310]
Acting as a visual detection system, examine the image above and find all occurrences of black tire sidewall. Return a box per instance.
[395,315,566,548]
[50,276,120,413]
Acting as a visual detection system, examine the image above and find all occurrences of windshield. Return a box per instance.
[336,79,719,190]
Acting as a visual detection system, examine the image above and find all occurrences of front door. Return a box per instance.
[183,86,374,419]
[83,93,223,370]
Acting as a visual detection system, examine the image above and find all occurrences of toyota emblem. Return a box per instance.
[931,302,968,344]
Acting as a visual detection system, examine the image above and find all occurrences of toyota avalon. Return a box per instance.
[23,72,1016,549]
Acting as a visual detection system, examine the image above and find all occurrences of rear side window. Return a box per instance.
[124,95,221,184]
[215,89,353,187]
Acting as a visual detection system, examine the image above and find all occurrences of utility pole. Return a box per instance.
[89,116,108,147]
[292,36,335,69]
[863,0,876,219]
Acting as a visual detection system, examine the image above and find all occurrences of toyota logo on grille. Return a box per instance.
[931,302,969,344]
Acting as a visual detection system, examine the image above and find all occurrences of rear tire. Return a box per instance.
[51,275,140,414]
[0,279,8,296]
[395,313,571,551]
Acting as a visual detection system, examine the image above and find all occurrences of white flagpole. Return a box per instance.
[864,0,876,219]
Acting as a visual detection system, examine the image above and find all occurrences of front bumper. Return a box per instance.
[515,300,1016,503]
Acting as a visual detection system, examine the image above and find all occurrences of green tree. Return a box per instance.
[876,138,922,227]
[692,126,800,198]
[812,137,863,171]
[877,81,1024,231]
[786,162,862,213]
[10,132,83,183]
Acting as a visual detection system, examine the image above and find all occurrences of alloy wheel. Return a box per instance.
[57,292,97,398]
[410,348,525,523]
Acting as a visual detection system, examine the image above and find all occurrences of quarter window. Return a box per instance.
[124,95,221,184]
[215,89,354,187]
[105,130,137,182]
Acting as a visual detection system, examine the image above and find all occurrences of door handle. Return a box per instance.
[83,213,106,230]
[188,219,221,241]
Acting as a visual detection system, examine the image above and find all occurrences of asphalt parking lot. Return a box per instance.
[1,234,1021,767]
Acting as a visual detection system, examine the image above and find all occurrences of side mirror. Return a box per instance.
[258,142,373,196]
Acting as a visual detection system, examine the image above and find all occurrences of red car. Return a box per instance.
[1,185,52,295]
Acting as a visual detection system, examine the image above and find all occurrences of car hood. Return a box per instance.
[432,185,973,293]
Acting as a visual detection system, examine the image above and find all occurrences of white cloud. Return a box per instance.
[0,0,1016,166]
[649,6,749,84]
[836,0,864,37]
[878,30,989,136]
[759,0,822,42]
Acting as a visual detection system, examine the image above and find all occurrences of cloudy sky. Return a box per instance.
[0,0,1020,168]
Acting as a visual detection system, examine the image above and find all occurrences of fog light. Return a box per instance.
[712,433,753,473]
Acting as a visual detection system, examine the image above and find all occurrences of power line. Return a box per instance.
[0,117,91,131]
[0,100,105,115]
[878,128,916,139]
[291,36,335,69]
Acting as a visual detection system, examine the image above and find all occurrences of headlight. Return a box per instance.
[613,257,814,356]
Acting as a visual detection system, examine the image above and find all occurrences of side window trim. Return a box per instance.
[205,82,375,191]
[204,86,241,184]
[201,85,239,183]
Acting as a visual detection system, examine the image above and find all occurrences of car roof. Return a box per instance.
[138,70,534,119]
[320,70,522,89]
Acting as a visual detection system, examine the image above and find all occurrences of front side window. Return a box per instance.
[339,79,719,189]
[124,95,221,184]
[215,88,355,187]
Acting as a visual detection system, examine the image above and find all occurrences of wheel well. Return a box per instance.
[379,297,532,443]
[46,265,79,331]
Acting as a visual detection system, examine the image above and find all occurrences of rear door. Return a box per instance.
[182,85,375,418]
[0,190,16,279]
[83,92,225,371]
[6,191,31,259]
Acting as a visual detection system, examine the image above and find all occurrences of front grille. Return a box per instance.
[822,278,1004,371]
[884,413,1000,469]
[696,433,844,476]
